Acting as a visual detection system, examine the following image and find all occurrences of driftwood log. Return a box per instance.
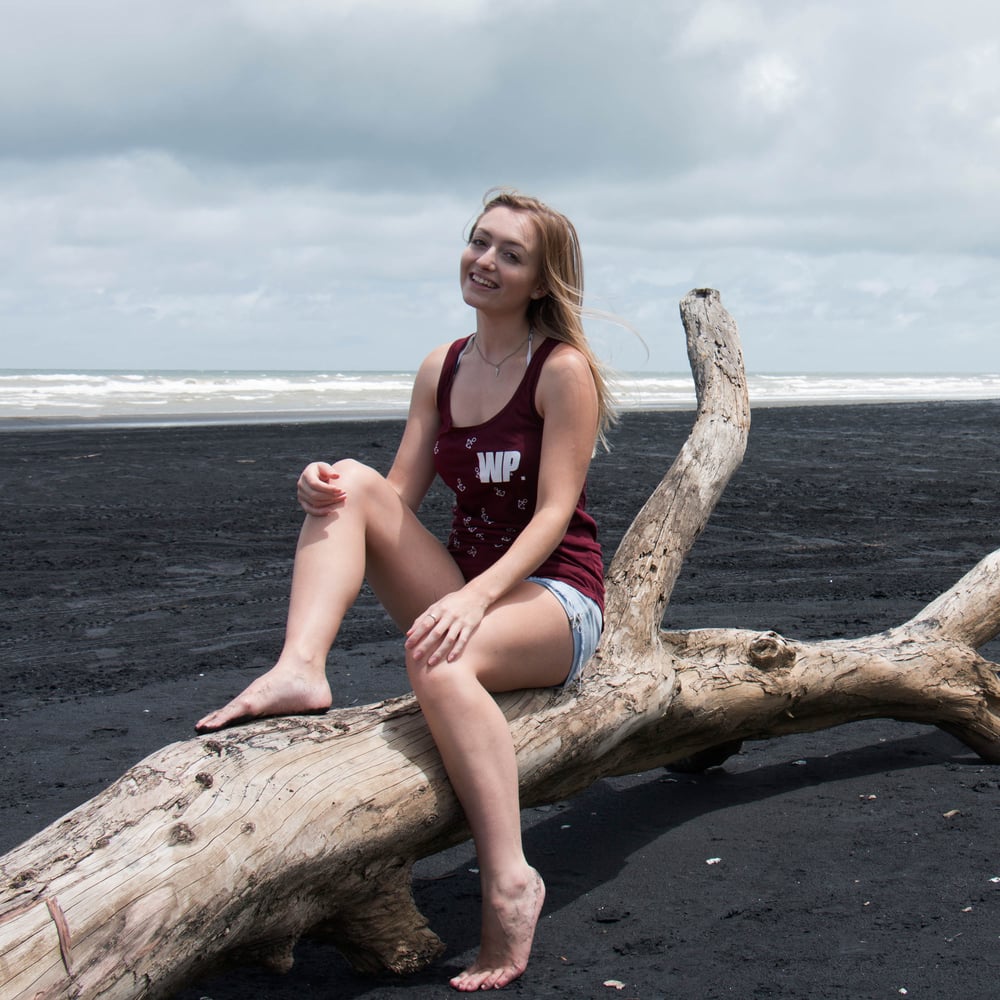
[1,289,998,998]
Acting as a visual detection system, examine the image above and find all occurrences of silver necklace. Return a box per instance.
[472,330,534,377]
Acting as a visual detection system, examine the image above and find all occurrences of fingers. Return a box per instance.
[297,461,346,515]
[298,493,344,516]
[404,610,443,661]
[405,606,477,666]
[442,623,472,663]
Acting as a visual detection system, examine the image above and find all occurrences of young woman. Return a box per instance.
[196,190,613,991]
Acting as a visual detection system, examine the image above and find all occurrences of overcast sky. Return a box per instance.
[2,0,998,374]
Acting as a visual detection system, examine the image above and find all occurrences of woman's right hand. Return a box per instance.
[296,461,347,515]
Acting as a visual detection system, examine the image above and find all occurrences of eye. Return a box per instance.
[470,236,488,248]
[502,251,521,263]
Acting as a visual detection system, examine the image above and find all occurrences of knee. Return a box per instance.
[328,458,392,504]
[406,652,433,698]
[329,457,378,486]
[406,654,473,705]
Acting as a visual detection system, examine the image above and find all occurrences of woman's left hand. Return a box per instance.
[405,588,489,667]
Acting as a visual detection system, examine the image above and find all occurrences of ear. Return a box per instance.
[530,284,547,300]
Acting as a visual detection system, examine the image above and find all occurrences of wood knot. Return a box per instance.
[748,631,796,671]
[168,823,196,846]
[9,868,37,890]
[195,772,214,788]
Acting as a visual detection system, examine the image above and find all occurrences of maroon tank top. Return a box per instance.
[433,335,604,612]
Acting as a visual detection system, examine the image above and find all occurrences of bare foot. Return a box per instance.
[450,867,545,992]
[195,665,332,732]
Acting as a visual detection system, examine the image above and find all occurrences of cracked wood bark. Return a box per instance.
[2,289,999,999]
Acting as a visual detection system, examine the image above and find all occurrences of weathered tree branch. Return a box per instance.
[603,289,749,648]
[1,289,997,998]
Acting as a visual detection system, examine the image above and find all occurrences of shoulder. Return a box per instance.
[418,339,455,373]
[536,340,597,416]
[540,339,591,377]
[413,340,460,393]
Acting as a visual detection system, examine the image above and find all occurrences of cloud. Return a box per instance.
[1,0,998,373]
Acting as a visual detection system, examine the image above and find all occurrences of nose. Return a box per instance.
[477,244,497,269]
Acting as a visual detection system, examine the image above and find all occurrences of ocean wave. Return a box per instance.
[1,369,998,426]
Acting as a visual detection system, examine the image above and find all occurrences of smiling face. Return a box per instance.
[460,205,547,319]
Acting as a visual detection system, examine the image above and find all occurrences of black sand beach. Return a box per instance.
[2,401,999,999]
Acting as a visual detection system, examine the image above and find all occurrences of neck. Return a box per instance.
[473,313,533,352]
[469,322,534,379]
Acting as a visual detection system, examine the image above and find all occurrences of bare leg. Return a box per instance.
[196,457,573,989]
[404,585,572,991]
[196,460,461,732]
[194,515,350,730]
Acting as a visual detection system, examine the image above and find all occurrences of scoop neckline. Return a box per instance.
[446,334,551,430]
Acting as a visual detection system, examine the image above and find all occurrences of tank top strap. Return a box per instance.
[435,336,473,431]
[518,335,560,419]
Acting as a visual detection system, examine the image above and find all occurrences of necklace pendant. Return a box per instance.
[470,328,533,379]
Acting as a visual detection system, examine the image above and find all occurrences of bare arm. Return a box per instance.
[295,345,447,516]
[386,344,449,512]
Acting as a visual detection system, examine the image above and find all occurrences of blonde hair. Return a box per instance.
[469,188,617,449]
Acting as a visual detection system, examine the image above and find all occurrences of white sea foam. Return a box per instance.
[1,369,998,427]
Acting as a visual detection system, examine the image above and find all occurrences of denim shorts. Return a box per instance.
[526,576,604,686]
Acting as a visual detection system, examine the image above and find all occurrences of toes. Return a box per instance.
[449,964,517,992]
[195,698,251,732]
[449,971,493,992]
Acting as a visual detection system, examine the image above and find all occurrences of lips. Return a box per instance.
[469,272,498,289]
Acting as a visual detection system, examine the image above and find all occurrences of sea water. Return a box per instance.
[1,369,999,428]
